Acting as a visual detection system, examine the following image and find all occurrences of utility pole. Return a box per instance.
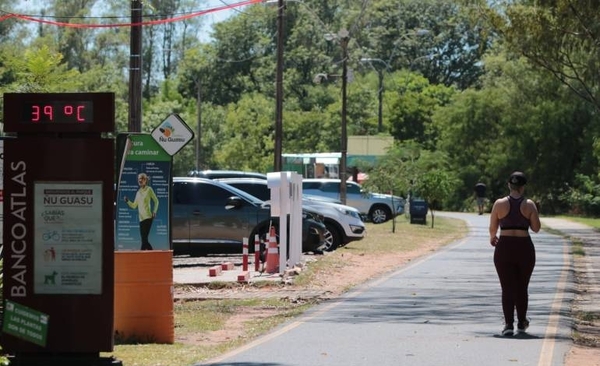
[339,28,349,205]
[360,58,389,134]
[196,79,202,171]
[377,69,383,133]
[129,0,142,132]
[274,0,285,172]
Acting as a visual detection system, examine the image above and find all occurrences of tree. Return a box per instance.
[2,46,81,92]
[414,168,457,228]
[44,0,98,73]
[433,51,600,213]
[386,70,454,146]
[353,0,494,89]
[213,92,276,172]
[478,0,600,112]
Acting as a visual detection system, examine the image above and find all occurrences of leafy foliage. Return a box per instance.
[2,0,600,216]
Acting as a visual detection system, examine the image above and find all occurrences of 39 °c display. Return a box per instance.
[22,101,94,124]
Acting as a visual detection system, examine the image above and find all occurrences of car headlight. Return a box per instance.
[303,210,324,223]
[335,207,361,219]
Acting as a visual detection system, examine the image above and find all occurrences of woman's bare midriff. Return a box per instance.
[500,229,531,237]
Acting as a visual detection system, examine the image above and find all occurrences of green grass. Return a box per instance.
[571,239,585,256]
[555,215,600,230]
[293,215,466,287]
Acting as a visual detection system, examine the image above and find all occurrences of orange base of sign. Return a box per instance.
[114,251,174,344]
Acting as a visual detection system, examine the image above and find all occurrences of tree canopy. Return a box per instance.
[1,0,600,215]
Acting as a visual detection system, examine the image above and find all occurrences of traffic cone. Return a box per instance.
[265,226,279,274]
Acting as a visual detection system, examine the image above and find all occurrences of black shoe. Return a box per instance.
[502,324,514,336]
[517,319,530,334]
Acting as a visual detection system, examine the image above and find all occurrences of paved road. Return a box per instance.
[198,212,575,366]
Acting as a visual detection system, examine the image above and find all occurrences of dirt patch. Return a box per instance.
[564,252,600,366]
[177,307,283,346]
[295,245,441,297]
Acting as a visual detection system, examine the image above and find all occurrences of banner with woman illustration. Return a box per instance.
[115,133,171,251]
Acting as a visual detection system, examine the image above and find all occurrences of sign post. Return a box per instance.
[1,93,120,365]
[111,114,192,344]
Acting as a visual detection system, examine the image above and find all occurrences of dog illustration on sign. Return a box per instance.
[44,271,58,285]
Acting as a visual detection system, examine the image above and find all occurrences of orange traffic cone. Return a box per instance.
[265,226,279,274]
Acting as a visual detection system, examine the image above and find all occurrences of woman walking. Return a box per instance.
[489,171,541,336]
[124,172,159,251]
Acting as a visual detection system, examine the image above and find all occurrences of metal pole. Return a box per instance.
[128,0,142,132]
[377,69,384,133]
[196,80,202,171]
[274,0,285,172]
[340,29,349,205]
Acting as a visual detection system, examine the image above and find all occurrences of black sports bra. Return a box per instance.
[499,196,530,231]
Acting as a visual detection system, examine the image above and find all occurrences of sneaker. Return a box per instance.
[517,319,530,333]
[502,324,514,336]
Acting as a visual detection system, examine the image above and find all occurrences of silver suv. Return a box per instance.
[216,178,366,251]
[302,178,405,224]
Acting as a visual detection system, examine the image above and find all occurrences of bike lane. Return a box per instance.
[201,212,573,366]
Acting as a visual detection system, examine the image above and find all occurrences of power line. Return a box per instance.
[0,0,262,28]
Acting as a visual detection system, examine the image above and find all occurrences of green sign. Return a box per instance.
[3,300,49,347]
[126,134,171,161]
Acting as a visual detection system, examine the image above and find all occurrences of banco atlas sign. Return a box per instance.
[151,113,194,156]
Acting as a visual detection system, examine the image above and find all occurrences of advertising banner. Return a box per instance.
[115,134,171,251]
[34,182,103,294]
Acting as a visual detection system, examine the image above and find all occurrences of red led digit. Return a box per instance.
[43,105,54,121]
[77,105,85,122]
[32,105,41,122]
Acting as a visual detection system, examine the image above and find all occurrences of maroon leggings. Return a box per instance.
[493,236,536,325]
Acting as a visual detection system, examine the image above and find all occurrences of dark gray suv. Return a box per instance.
[172,177,325,255]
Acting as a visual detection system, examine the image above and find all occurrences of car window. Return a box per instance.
[320,182,339,193]
[302,182,322,190]
[236,183,270,201]
[219,183,265,204]
[173,182,201,205]
[198,184,232,205]
[346,183,362,194]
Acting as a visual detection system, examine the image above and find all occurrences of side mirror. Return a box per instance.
[225,196,244,210]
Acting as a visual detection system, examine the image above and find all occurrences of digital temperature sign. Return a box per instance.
[3,92,114,133]
[23,101,94,124]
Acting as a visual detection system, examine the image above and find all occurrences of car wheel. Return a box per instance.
[322,223,341,252]
[369,205,391,224]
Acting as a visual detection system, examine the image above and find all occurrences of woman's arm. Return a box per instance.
[527,199,541,233]
[489,200,500,246]
[149,187,159,217]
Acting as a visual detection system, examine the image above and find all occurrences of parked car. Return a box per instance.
[187,169,267,180]
[302,178,405,224]
[172,177,325,255]
[216,178,366,251]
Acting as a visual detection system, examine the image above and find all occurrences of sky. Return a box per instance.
[14,0,238,42]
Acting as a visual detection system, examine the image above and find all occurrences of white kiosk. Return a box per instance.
[267,171,303,273]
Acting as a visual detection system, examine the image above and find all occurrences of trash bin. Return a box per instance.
[409,198,428,225]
